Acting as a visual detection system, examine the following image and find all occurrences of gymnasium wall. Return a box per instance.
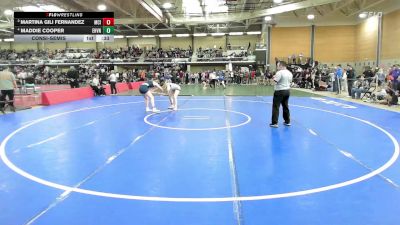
[101,38,128,49]
[314,26,356,62]
[0,42,11,50]
[13,42,38,51]
[271,27,311,62]
[160,37,191,49]
[382,9,400,66]
[43,42,67,51]
[67,42,96,49]
[194,36,226,50]
[270,13,395,71]
[355,16,378,63]
[128,37,157,50]
[227,35,259,51]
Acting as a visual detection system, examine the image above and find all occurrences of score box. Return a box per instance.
[83,35,96,42]
[14,34,114,42]
[103,26,114,34]
[102,18,114,26]
[96,35,114,42]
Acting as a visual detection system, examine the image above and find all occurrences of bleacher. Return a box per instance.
[0,46,255,66]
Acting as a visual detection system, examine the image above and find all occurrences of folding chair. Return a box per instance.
[361,82,377,100]
[24,83,40,94]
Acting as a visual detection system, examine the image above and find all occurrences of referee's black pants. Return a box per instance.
[209,79,216,88]
[271,89,290,124]
[1,90,15,108]
[110,82,117,94]
[347,81,353,97]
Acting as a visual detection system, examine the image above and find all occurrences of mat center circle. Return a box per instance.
[144,108,252,131]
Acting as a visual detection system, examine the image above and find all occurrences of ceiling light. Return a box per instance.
[193,33,207,37]
[229,32,243,36]
[359,12,368,19]
[3,38,14,42]
[307,14,315,20]
[16,5,65,12]
[97,4,107,11]
[183,0,202,16]
[17,6,42,12]
[39,5,65,11]
[142,35,155,38]
[176,34,190,37]
[247,31,261,35]
[211,33,225,36]
[265,16,272,21]
[159,34,173,37]
[126,35,139,38]
[163,2,172,9]
[204,0,229,13]
[4,9,13,16]
[114,35,125,39]
[273,0,283,3]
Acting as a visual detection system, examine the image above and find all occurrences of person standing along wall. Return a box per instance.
[392,65,400,90]
[0,67,17,114]
[341,68,347,94]
[376,68,386,87]
[270,61,293,128]
[335,65,343,95]
[209,70,217,88]
[346,65,355,97]
[67,66,79,88]
[109,70,117,95]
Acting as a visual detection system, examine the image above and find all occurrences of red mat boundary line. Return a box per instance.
[41,82,143,106]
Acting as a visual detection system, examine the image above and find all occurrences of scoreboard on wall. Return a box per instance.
[14,12,114,42]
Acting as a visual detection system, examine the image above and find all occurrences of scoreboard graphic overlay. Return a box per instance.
[14,12,114,42]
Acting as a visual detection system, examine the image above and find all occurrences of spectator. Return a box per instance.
[67,66,79,88]
[146,47,192,60]
[109,70,117,95]
[209,70,217,88]
[376,68,386,86]
[363,66,374,84]
[218,71,226,88]
[351,76,369,99]
[346,65,355,97]
[0,66,17,113]
[391,65,400,90]
[90,75,106,96]
[385,87,398,106]
[335,64,343,94]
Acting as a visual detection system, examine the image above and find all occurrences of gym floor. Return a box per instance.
[1,93,399,225]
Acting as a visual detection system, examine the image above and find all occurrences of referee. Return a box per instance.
[67,66,79,88]
[270,61,293,128]
[0,66,17,114]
